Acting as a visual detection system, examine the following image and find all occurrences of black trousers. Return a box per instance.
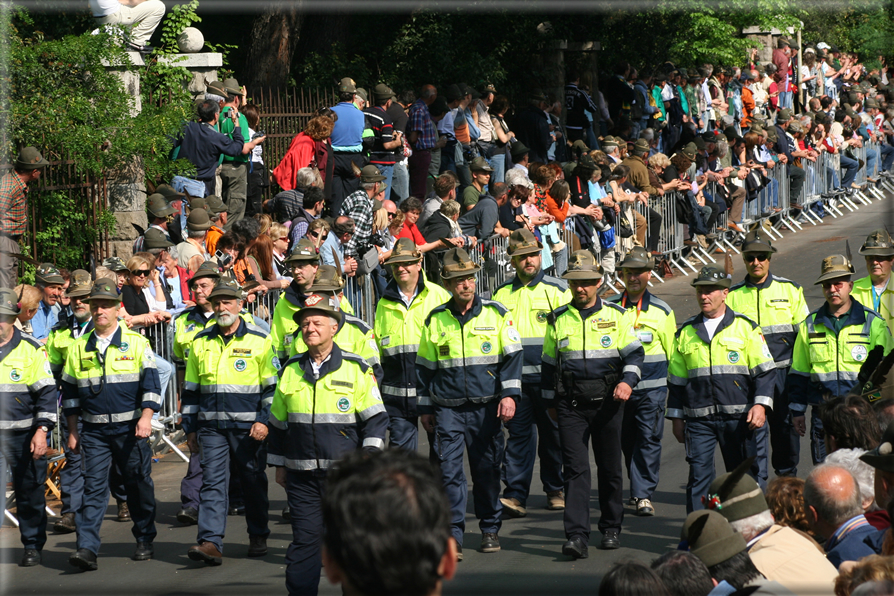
[329,153,367,217]
[557,397,624,545]
[285,471,326,596]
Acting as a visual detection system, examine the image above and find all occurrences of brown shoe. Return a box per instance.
[116,501,130,522]
[500,497,527,518]
[728,221,745,233]
[54,512,76,534]
[188,542,223,566]
[546,490,565,510]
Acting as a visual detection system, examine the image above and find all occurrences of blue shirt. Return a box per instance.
[824,514,880,568]
[321,233,346,268]
[330,102,365,151]
[30,300,58,341]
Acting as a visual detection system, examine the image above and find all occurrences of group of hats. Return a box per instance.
[206,78,243,97]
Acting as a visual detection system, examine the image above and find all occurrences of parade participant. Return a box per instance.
[373,238,450,451]
[0,287,55,566]
[182,278,278,565]
[62,279,162,570]
[612,247,676,517]
[417,248,523,558]
[541,250,644,558]
[727,229,809,479]
[789,251,894,464]
[268,291,387,595]
[852,228,894,335]
[492,229,570,517]
[666,262,776,513]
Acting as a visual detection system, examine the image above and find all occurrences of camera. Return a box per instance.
[215,249,233,269]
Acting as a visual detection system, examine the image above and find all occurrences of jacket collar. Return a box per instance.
[691,306,737,345]
[743,271,774,290]
[298,344,344,383]
[574,296,604,320]
[620,289,654,311]
[382,275,427,303]
[85,324,124,353]
[447,294,482,321]
[205,317,249,342]
[284,282,308,307]
[814,300,866,332]
[0,328,22,361]
[185,306,214,325]
[510,269,545,292]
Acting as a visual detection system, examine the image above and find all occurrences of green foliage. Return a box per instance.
[157,0,201,55]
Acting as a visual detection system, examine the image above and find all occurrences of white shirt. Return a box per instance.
[704,313,723,340]
[310,354,332,380]
[661,83,674,102]
[95,323,120,355]
[89,0,121,17]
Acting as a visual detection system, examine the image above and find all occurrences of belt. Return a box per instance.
[333,149,363,155]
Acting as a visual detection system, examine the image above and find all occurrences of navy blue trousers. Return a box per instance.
[0,429,47,550]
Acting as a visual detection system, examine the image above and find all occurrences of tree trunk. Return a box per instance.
[245,2,303,89]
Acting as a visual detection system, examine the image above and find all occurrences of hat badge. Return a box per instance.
[881,442,893,455]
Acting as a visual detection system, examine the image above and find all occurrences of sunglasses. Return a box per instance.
[279,236,289,242]
[131,269,150,276]
[309,231,323,239]
[387,212,396,218]
[744,254,770,263]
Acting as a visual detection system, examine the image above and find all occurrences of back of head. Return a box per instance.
[598,561,671,596]
[825,448,876,510]
[873,397,894,435]
[651,551,713,596]
[835,555,894,596]
[14,284,42,312]
[708,551,764,591]
[766,476,814,537]
[820,395,881,452]
[804,464,864,529]
[323,450,451,596]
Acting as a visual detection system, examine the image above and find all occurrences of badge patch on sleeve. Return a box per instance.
[507,328,521,343]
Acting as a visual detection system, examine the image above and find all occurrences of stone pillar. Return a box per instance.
[103,51,222,258]
[742,26,796,67]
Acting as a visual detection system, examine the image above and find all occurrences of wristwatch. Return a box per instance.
[37,425,49,433]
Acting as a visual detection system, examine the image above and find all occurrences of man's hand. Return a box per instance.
[187,432,199,453]
[135,416,152,439]
[746,404,766,430]
[613,382,632,401]
[421,414,435,433]
[275,466,287,488]
[435,137,448,149]
[497,397,516,422]
[793,415,807,437]
[672,418,685,444]
[249,422,268,441]
[498,227,510,238]
[30,428,47,459]
[468,236,478,248]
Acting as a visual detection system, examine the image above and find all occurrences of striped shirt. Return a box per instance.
[408,99,438,150]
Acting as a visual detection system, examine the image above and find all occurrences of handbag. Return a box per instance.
[355,246,380,276]
[618,215,634,239]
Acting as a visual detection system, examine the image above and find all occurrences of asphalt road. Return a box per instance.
[2,195,893,595]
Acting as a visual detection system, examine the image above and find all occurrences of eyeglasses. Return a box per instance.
[278,236,289,242]
[744,254,770,263]
[387,212,396,219]
[131,269,150,276]
[309,231,323,239]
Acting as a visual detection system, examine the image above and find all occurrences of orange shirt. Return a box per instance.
[544,194,570,223]
[205,226,224,256]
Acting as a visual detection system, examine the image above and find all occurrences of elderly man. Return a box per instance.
[803,464,881,568]
[667,265,776,513]
[340,165,385,263]
[853,229,894,335]
[268,289,387,595]
[182,278,278,565]
[321,216,358,277]
[417,248,522,558]
[176,208,211,273]
[0,147,48,288]
[62,279,162,571]
[493,229,571,518]
[0,287,56,567]
[788,253,894,465]
[30,263,65,342]
[705,459,839,593]
[270,239,320,361]
[374,238,450,451]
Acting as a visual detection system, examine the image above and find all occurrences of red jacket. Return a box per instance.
[272,133,329,190]
[772,48,790,83]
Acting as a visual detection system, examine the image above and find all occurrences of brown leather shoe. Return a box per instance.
[546,490,566,510]
[116,501,131,522]
[188,542,223,566]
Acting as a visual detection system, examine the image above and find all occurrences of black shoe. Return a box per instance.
[133,541,154,561]
[54,512,77,533]
[20,548,41,567]
[562,537,589,559]
[600,530,621,550]
[282,505,291,521]
[456,545,463,562]
[69,548,98,571]
[228,504,245,516]
[117,500,131,522]
[177,506,199,525]
[480,532,500,553]
[247,535,268,557]
[125,41,154,54]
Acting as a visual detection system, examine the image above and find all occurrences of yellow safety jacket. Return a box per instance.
[1,329,56,431]
[287,314,382,385]
[270,284,354,361]
[46,317,93,380]
[666,308,777,420]
[852,276,894,336]
[492,270,572,385]
[416,296,523,411]
[541,298,645,403]
[181,318,278,434]
[61,324,162,433]
[374,277,451,416]
[172,306,255,365]
[727,273,809,368]
[267,345,388,471]
[788,301,894,411]
[609,290,676,391]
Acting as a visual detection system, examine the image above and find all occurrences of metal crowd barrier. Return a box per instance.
[142,320,189,462]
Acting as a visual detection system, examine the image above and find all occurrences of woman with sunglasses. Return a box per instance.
[121,255,170,321]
